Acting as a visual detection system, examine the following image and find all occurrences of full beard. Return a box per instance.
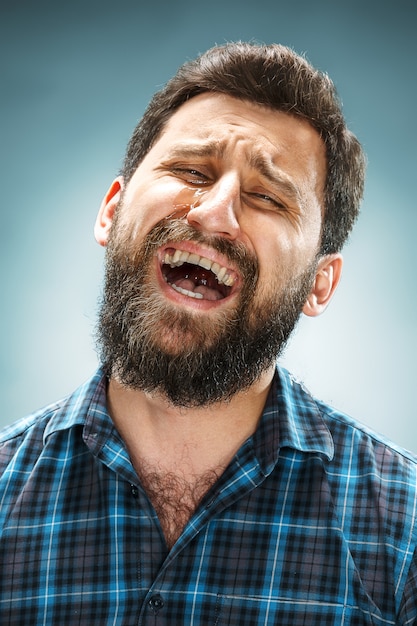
[96,216,318,408]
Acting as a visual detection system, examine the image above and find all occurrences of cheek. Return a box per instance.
[254,232,292,277]
[116,193,170,242]
[254,238,315,301]
[251,212,321,284]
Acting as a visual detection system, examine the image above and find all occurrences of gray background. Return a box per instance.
[1,0,416,451]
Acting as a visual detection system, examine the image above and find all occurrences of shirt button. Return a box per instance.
[148,594,164,613]
[130,485,139,498]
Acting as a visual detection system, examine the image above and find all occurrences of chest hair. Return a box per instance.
[137,463,222,549]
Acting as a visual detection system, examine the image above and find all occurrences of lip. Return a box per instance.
[155,240,242,309]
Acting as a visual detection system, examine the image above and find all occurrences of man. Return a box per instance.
[0,42,416,625]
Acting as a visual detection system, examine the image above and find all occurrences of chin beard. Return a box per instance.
[96,217,317,408]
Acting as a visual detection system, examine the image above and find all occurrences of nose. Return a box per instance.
[185,174,241,240]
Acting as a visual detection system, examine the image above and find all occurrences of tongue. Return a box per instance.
[165,263,225,301]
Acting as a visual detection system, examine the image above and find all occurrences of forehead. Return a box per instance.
[151,93,326,180]
[160,93,324,153]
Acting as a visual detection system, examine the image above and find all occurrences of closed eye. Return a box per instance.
[248,192,287,211]
[171,167,211,186]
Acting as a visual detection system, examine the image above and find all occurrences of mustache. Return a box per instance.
[110,215,260,285]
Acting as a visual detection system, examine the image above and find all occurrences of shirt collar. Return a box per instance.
[252,366,334,475]
[43,369,109,444]
[43,366,334,468]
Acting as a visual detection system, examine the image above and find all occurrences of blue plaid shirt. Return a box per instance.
[1,367,417,625]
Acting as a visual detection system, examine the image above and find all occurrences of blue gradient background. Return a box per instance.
[1,0,416,451]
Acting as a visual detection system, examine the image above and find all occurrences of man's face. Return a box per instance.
[96,94,333,406]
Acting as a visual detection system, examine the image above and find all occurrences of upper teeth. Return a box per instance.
[163,249,235,287]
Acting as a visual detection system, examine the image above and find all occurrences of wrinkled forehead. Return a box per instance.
[153,93,327,202]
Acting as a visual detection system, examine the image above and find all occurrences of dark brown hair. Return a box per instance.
[121,42,366,254]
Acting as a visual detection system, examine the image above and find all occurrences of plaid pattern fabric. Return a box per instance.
[1,367,416,625]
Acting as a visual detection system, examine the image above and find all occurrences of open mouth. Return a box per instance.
[160,247,237,301]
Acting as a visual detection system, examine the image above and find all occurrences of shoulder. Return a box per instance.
[275,366,417,523]
[0,369,107,473]
[316,394,417,474]
[0,401,65,468]
[277,365,417,467]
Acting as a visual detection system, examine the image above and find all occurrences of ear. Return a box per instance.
[94,176,124,247]
[302,253,343,317]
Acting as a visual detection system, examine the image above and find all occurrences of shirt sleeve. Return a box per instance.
[398,545,417,624]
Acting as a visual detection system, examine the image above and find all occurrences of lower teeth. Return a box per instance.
[170,283,203,299]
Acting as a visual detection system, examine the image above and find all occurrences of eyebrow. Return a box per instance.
[164,142,302,204]
[163,141,226,160]
[248,152,302,204]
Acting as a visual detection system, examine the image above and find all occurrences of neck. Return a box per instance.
[106,366,275,479]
